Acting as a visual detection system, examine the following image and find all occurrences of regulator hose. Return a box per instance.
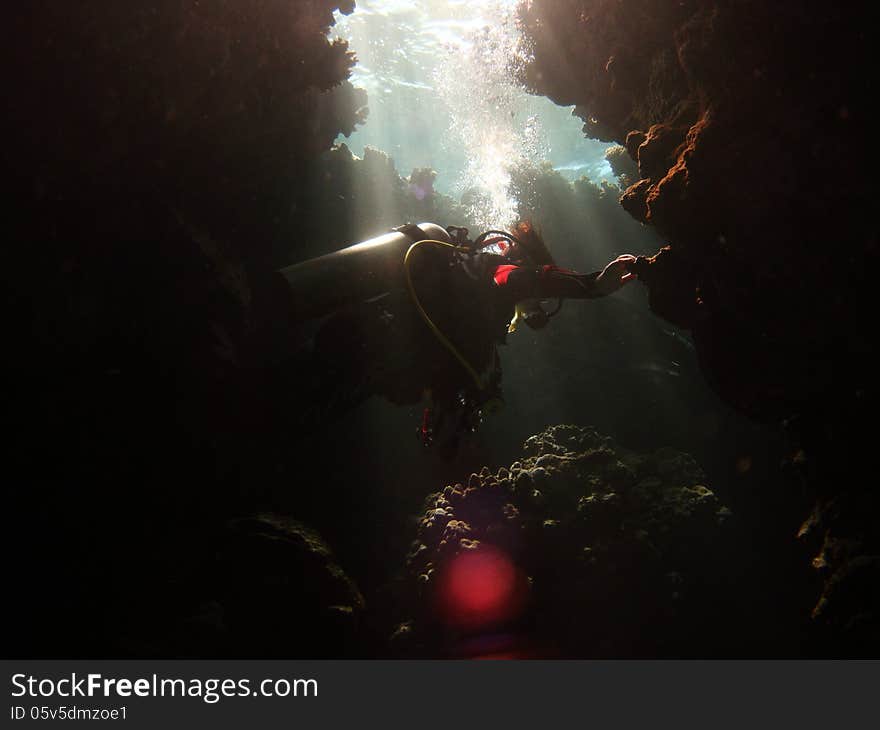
[403,239,486,392]
[474,229,524,248]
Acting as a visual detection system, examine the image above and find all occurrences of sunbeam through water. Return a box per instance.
[330,0,615,228]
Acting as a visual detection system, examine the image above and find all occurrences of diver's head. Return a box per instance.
[510,221,555,267]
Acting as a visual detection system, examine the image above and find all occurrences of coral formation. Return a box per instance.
[393,425,735,657]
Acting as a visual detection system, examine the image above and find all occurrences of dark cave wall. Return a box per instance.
[7,0,370,383]
[518,0,879,651]
[8,1,369,300]
[519,0,875,419]
[5,0,373,657]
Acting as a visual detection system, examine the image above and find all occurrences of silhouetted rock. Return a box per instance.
[519,0,875,421]
[111,514,365,658]
[799,492,880,655]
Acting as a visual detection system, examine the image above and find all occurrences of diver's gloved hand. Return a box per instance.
[595,254,638,295]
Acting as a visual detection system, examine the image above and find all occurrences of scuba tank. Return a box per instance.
[278,222,451,323]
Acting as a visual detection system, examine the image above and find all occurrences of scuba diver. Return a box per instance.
[277,221,637,456]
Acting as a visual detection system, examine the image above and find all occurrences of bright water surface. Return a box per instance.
[330,0,615,227]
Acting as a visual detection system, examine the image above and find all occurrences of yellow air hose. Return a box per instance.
[403,239,486,392]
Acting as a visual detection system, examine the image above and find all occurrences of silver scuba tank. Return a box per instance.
[277,222,451,324]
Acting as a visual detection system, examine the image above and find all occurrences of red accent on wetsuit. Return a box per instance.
[493,264,579,287]
[493,264,519,286]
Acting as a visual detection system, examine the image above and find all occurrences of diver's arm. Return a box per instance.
[594,254,638,294]
[495,255,638,300]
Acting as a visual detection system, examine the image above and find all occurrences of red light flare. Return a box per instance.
[435,544,529,632]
